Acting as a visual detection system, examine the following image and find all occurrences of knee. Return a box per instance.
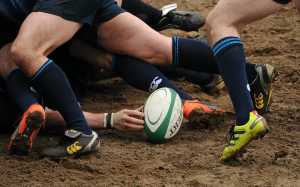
[137,50,160,64]
[10,40,29,66]
[206,11,223,36]
[10,37,42,68]
[138,38,172,65]
[137,50,168,65]
[205,10,236,39]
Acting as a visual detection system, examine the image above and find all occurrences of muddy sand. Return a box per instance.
[0,1,299,186]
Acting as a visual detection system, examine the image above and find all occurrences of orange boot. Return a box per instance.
[183,99,226,128]
[8,104,45,155]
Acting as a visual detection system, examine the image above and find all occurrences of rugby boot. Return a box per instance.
[250,64,277,114]
[154,3,205,31]
[8,104,45,155]
[183,99,226,127]
[42,129,100,159]
[220,111,269,161]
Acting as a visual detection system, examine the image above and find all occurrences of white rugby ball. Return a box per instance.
[144,87,183,143]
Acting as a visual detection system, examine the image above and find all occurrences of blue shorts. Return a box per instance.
[0,0,35,24]
[0,0,124,26]
[273,0,291,4]
[33,0,124,26]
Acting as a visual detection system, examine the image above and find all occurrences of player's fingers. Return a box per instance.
[124,116,144,125]
[126,110,144,119]
[123,122,144,131]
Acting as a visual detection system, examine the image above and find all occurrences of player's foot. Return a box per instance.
[200,75,225,96]
[8,104,45,155]
[220,111,269,161]
[155,3,205,31]
[250,64,277,114]
[42,129,100,159]
[183,99,226,127]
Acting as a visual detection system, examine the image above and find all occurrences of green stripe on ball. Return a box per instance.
[144,88,177,143]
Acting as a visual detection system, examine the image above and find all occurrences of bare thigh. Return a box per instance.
[11,12,81,76]
[207,0,284,43]
[97,12,172,65]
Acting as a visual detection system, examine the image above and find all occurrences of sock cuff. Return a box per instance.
[31,59,54,82]
[212,36,242,56]
[172,36,179,66]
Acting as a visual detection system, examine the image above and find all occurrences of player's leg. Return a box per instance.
[98,12,173,65]
[206,0,284,41]
[7,13,84,155]
[97,13,222,75]
[113,55,192,101]
[68,37,224,115]
[113,55,226,125]
[67,38,226,127]
[205,0,287,161]
[95,0,229,71]
[71,36,275,115]
[0,43,41,111]
[68,39,225,126]
[7,0,101,157]
[0,43,45,155]
[96,5,276,114]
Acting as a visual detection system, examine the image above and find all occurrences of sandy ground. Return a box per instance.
[0,0,299,186]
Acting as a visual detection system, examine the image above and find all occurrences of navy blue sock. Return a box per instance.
[5,69,38,112]
[212,37,253,125]
[31,59,92,135]
[113,55,192,101]
[172,36,219,74]
[172,36,258,84]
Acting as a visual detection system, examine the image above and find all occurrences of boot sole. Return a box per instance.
[43,138,101,160]
[9,111,45,155]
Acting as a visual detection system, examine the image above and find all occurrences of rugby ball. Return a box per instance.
[144,87,183,143]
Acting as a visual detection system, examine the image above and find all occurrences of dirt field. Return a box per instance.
[0,0,299,186]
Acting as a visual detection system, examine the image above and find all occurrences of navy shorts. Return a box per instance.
[273,0,291,4]
[0,0,35,24]
[33,0,124,26]
[93,0,125,25]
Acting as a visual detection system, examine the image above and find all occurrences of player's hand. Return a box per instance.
[112,107,144,131]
